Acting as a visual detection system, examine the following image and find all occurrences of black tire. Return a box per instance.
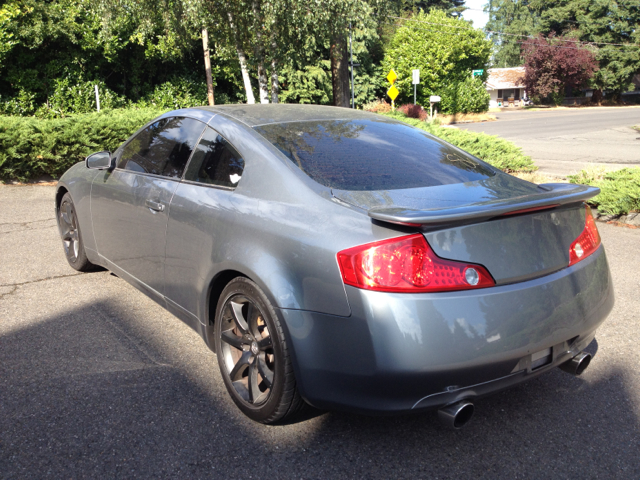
[214,277,306,424]
[57,192,97,272]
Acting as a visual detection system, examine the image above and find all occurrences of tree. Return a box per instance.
[381,10,492,106]
[284,0,390,107]
[521,33,598,104]
[530,0,640,99]
[484,0,539,67]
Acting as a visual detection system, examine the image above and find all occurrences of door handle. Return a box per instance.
[145,199,165,212]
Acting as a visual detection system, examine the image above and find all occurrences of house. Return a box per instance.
[485,67,526,108]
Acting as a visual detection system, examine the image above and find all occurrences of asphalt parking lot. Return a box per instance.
[1,185,639,479]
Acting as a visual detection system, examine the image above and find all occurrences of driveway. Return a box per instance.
[1,185,639,478]
[456,107,640,177]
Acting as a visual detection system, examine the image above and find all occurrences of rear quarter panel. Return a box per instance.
[164,114,409,321]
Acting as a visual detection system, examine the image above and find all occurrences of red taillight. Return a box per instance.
[337,234,495,293]
[569,206,601,266]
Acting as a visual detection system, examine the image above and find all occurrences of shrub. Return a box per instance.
[137,76,208,109]
[381,111,537,173]
[0,107,167,181]
[569,167,640,215]
[0,75,209,119]
[35,77,127,119]
[362,99,391,113]
[398,104,428,120]
[439,77,490,114]
[0,89,39,116]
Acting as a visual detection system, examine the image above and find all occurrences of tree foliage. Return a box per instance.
[533,0,640,98]
[0,0,480,116]
[487,0,640,98]
[485,0,538,67]
[521,33,598,103]
[382,10,492,109]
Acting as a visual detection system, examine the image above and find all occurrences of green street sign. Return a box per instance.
[472,69,484,77]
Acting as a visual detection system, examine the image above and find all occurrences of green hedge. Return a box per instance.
[381,111,537,173]
[0,108,167,181]
[439,77,490,115]
[1,106,537,182]
[569,167,640,215]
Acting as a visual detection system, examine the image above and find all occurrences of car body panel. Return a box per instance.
[56,162,101,253]
[424,205,585,284]
[91,169,179,296]
[279,245,613,413]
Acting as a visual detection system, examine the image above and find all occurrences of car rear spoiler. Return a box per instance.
[368,183,600,226]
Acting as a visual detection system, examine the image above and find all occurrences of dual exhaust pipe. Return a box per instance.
[437,351,592,429]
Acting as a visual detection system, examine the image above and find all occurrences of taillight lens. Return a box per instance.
[569,206,601,266]
[337,234,495,293]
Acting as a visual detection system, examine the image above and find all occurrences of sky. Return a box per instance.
[461,0,489,29]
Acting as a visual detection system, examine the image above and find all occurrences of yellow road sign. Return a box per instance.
[387,85,399,101]
[386,69,397,85]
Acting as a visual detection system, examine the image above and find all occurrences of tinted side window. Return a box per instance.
[118,117,205,178]
[184,128,245,188]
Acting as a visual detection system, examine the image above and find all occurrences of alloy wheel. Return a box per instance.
[219,295,275,406]
[59,199,80,262]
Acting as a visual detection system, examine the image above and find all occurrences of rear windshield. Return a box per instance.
[255,119,495,191]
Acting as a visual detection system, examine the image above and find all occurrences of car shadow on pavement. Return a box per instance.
[1,300,638,478]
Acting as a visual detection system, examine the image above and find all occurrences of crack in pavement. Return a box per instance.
[0,285,18,300]
[0,218,58,235]
[0,225,58,236]
[0,272,85,292]
[0,218,55,227]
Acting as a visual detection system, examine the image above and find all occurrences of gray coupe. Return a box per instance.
[56,105,614,427]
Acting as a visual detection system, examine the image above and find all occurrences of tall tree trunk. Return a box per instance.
[237,47,256,105]
[256,62,269,103]
[269,21,279,103]
[270,57,279,103]
[202,28,215,106]
[227,11,255,104]
[330,32,350,107]
[252,0,270,103]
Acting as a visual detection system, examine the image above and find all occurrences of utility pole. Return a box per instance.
[348,23,360,109]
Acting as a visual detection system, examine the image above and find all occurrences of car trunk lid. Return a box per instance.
[332,175,599,285]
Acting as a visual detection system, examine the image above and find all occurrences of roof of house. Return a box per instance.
[486,67,525,90]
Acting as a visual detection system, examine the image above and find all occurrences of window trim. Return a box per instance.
[179,179,236,191]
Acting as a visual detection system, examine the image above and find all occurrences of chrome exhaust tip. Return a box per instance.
[437,401,475,429]
[559,351,592,376]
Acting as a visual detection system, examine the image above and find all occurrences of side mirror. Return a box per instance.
[85,151,113,170]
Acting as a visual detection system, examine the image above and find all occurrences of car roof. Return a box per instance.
[194,104,378,127]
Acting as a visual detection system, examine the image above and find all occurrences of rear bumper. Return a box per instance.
[279,246,614,414]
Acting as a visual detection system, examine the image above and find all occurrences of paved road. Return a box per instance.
[2,185,639,478]
[456,107,640,177]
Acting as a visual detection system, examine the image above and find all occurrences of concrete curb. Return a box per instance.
[593,209,640,228]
